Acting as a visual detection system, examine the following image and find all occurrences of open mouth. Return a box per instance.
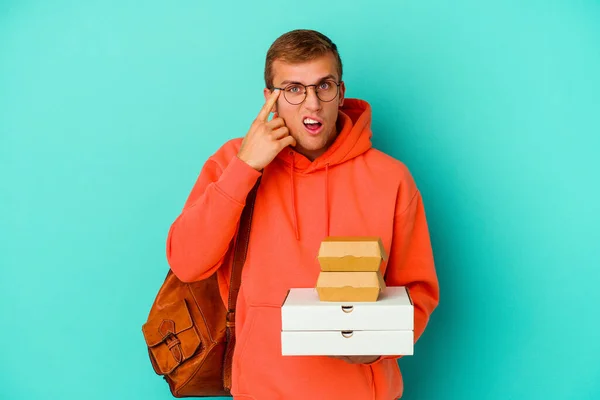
[303,117,323,134]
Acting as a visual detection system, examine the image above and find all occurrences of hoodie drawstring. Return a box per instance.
[289,152,331,241]
[290,152,300,240]
[325,163,330,237]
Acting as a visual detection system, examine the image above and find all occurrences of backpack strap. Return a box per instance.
[223,177,261,390]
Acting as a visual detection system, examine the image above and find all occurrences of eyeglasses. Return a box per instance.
[271,79,341,105]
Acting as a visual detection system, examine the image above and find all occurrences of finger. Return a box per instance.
[258,89,281,122]
[279,135,297,149]
[271,126,289,139]
[266,117,285,129]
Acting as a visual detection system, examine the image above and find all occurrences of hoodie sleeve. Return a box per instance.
[166,153,262,282]
[375,188,440,362]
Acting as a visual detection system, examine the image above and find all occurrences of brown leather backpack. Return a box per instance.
[142,179,260,397]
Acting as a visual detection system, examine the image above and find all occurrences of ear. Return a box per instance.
[338,81,346,107]
[264,88,278,114]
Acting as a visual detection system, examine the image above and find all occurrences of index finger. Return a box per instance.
[257,89,280,122]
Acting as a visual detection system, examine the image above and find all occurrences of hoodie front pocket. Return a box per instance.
[235,306,376,400]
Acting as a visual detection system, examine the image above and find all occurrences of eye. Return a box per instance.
[319,81,331,90]
[286,84,304,94]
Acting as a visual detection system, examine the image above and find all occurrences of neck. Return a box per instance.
[294,147,324,162]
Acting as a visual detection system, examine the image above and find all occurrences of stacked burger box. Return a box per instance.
[315,236,387,302]
[281,237,415,357]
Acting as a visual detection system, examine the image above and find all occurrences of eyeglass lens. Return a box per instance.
[283,80,339,104]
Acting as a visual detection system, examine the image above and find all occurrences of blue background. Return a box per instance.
[1,1,599,399]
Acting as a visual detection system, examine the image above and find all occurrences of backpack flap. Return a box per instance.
[142,300,203,375]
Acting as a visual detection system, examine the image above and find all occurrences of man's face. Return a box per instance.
[264,52,346,161]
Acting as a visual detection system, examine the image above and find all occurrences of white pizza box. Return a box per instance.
[281,286,413,331]
[281,330,414,356]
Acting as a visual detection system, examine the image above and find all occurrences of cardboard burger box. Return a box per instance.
[316,237,388,302]
[280,237,414,356]
[281,286,414,356]
[316,271,386,302]
[317,236,388,272]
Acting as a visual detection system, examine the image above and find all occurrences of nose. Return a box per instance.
[303,87,322,112]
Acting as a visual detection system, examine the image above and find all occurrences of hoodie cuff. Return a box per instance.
[215,155,262,205]
[367,355,402,365]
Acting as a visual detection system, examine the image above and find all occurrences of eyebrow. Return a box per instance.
[278,74,337,86]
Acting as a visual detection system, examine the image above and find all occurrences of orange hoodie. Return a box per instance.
[167,98,439,399]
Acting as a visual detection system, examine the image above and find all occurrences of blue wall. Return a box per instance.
[1,1,599,399]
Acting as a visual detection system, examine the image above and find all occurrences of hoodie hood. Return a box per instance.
[274,98,373,240]
[276,98,373,173]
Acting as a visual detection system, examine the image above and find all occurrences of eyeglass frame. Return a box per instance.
[269,79,343,105]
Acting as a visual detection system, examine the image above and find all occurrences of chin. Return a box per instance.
[299,137,328,150]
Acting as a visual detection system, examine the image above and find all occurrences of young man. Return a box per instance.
[167,29,439,399]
